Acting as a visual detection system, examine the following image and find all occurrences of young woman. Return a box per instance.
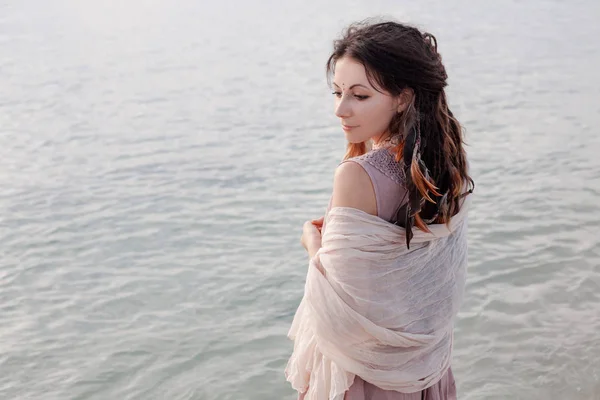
[286,20,474,400]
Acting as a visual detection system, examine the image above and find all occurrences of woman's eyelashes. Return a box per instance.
[332,91,370,100]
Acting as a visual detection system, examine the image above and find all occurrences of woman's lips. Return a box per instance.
[342,124,358,131]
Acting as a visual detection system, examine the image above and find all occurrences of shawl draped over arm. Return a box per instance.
[285,199,470,399]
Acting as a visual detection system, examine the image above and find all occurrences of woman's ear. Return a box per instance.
[396,88,415,113]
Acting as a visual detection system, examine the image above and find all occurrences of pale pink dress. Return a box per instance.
[300,147,457,400]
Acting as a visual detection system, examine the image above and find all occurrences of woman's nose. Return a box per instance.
[335,97,352,118]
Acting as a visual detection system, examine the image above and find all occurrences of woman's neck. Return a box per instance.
[372,134,392,150]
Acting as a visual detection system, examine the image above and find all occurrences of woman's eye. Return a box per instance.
[331,92,369,100]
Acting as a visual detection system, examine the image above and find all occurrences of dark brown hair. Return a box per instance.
[326,20,474,248]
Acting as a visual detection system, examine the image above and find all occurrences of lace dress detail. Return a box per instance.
[353,148,406,185]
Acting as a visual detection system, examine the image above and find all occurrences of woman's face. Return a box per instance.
[332,56,400,144]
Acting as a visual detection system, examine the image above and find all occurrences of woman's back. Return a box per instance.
[324,147,406,236]
[342,147,407,224]
[317,148,458,400]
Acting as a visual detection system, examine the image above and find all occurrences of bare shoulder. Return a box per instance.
[331,161,377,216]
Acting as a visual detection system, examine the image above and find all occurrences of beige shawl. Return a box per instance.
[285,199,470,399]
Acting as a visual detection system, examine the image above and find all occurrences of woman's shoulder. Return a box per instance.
[331,160,377,217]
[346,147,406,185]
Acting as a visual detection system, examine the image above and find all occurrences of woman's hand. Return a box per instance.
[301,217,324,259]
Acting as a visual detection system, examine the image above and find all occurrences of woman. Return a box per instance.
[286,20,474,400]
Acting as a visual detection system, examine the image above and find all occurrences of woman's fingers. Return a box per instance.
[311,216,324,226]
[311,217,323,233]
[301,220,321,251]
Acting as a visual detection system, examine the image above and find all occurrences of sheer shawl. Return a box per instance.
[285,199,469,399]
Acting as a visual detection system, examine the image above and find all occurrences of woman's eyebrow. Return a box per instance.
[332,82,370,90]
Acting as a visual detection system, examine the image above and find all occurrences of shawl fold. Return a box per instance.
[285,199,469,399]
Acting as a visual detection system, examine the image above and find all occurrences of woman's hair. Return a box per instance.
[326,19,474,247]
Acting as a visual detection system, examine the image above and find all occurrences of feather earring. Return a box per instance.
[402,124,425,249]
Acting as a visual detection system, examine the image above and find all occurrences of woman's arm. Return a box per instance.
[301,161,377,259]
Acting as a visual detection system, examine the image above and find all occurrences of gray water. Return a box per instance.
[1,0,599,399]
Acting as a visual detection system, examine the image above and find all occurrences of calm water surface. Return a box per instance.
[1,0,599,399]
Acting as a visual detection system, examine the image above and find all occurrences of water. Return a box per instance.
[1,0,599,399]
